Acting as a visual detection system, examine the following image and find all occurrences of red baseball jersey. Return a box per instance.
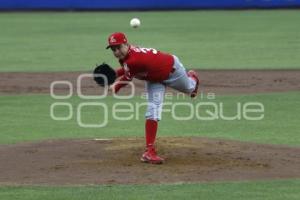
[113,45,174,93]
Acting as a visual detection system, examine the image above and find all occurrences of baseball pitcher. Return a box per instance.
[98,32,200,164]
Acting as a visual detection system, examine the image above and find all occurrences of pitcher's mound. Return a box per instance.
[0,137,299,186]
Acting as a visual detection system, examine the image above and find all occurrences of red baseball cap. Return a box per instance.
[106,32,128,49]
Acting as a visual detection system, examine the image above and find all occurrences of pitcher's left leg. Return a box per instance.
[164,56,200,97]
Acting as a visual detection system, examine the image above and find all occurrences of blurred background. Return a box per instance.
[0,0,300,72]
[1,0,300,10]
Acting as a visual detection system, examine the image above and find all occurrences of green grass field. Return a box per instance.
[0,10,300,71]
[1,92,300,146]
[0,10,300,200]
[1,179,300,200]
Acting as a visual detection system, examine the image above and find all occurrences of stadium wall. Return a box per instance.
[0,0,299,10]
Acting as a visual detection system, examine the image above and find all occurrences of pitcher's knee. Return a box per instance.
[184,78,197,94]
[145,103,162,121]
[145,112,161,121]
[177,84,195,94]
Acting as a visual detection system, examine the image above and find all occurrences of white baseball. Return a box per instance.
[130,18,141,28]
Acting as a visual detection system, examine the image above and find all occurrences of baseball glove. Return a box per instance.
[93,63,116,86]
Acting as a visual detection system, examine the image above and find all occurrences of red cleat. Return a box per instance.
[140,146,164,164]
[187,70,200,98]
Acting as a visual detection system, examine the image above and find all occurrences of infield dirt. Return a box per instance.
[0,137,300,186]
[0,70,300,95]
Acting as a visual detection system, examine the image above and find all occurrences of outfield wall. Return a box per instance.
[0,0,300,10]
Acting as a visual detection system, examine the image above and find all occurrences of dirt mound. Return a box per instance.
[0,70,300,95]
[0,137,299,186]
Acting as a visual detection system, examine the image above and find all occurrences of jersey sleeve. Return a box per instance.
[112,50,145,93]
[112,74,132,93]
[115,67,125,77]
